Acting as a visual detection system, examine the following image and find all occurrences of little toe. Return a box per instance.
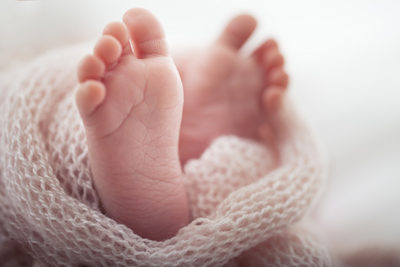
[217,14,257,50]
[103,21,129,48]
[123,8,169,58]
[266,67,289,88]
[76,80,106,120]
[77,54,105,83]
[94,35,122,65]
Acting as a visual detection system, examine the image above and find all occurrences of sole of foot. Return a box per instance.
[76,8,188,241]
[177,14,289,164]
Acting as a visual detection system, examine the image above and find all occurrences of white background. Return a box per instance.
[1,0,400,252]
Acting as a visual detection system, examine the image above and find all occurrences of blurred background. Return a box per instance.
[1,0,399,253]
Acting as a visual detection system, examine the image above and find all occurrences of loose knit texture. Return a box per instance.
[0,44,331,267]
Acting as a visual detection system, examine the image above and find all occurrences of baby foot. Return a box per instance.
[76,8,188,241]
[177,15,289,164]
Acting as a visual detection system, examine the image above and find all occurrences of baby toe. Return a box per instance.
[266,67,289,88]
[262,85,285,114]
[94,35,122,65]
[263,48,285,71]
[103,21,129,48]
[76,80,106,120]
[77,54,105,83]
[123,8,170,58]
[217,14,257,50]
[252,39,278,60]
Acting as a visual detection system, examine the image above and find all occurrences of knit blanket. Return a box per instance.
[0,44,330,267]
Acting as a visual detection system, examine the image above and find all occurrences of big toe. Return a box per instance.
[123,8,169,58]
[217,14,257,50]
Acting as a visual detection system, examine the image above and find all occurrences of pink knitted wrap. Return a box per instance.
[0,44,330,267]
